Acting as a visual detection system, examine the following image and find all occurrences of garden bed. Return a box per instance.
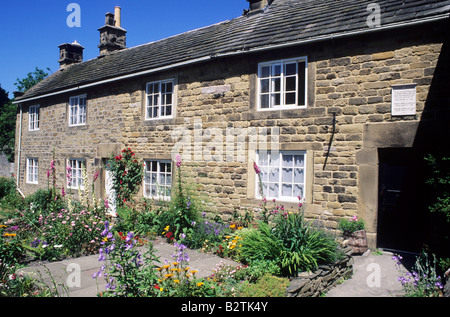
[286,246,353,297]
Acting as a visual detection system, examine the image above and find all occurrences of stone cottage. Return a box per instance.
[13,0,450,252]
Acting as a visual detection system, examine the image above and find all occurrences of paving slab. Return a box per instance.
[325,250,413,297]
[18,238,240,297]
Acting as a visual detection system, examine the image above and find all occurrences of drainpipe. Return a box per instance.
[16,103,25,198]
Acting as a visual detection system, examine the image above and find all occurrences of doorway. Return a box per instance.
[377,148,427,253]
[104,159,117,217]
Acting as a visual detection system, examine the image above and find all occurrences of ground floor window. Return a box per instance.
[143,160,172,200]
[256,150,306,201]
[26,158,39,184]
[67,159,85,189]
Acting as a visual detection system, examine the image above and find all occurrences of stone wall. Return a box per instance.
[286,247,353,297]
[14,21,450,248]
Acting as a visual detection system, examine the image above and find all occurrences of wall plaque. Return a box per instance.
[391,84,417,116]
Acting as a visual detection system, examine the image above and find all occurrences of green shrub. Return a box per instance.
[239,274,289,297]
[338,215,365,234]
[0,177,25,216]
[240,213,338,277]
[239,222,283,264]
[0,177,16,198]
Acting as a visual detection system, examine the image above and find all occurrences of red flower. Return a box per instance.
[153,285,160,290]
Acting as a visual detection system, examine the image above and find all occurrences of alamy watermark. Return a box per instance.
[66,3,81,28]
[171,118,280,163]
[367,3,381,28]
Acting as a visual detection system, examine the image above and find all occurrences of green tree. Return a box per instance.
[0,67,50,162]
[0,86,15,162]
[14,67,50,93]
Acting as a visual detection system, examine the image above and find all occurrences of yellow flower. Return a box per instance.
[190,270,198,275]
[174,279,180,284]
[164,273,174,279]
[4,233,16,237]
[0,225,6,228]
[102,237,108,242]
[162,264,170,270]
[238,226,243,230]
[197,282,204,287]
[164,225,170,232]
[229,224,236,229]
[172,262,179,266]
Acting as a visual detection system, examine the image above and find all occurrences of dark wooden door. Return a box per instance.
[377,148,426,253]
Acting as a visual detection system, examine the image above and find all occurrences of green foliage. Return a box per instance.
[338,215,365,234]
[239,222,284,264]
[240,213,338,277]
[108,148,144,208]
[425,153,450,222]
[14,67,50,93]
[242,259,281,282]
[114,205,159,238]
[0,225,24,281]
[0,177,25,214]
[0,176,16,198]
[160,157,200,241]
[0,86,15,162]
[239,274,289,297]
[394,252,445,297]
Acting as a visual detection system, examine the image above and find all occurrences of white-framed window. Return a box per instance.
[29,105,40,131]
[67,159,85,189]
[69,95,87,126]
[143,160,172,200]
[258,57,307,110]
[255,151,306,202]
[26,158,39,184]
[145,80,174,120]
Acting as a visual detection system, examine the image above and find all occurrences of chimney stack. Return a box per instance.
[246,0,273,12]
[58,41,84,69]
[98,7,127,56]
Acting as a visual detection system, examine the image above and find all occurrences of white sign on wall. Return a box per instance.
[391,84,417,116]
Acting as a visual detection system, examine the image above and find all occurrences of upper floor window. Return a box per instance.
[26,158,39,184]
[143,160,172,200]
[256,150,306,202]
[29,105,40,131]
[67,158,85,189]
[69,95,87,126]
[258,57,307,110]
[146,80,174,120]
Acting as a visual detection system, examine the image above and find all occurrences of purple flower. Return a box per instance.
[176,154,182,168]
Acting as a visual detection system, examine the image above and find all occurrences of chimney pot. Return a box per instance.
[246,0,273,12]
[114,7,121,27]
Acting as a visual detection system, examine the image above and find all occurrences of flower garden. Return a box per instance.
[0,148,447,297]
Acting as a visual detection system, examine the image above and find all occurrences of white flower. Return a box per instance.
[54,244,63,248]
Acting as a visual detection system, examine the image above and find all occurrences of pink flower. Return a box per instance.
[351,215,358,222]
[253,162,261,175]
[176,154,182,168]
[50,160,55,170]
[61,187,66,197]
[93,171,100,182]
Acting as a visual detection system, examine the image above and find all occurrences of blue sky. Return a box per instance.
[0,0,247,99]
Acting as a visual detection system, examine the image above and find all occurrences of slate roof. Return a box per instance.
[16,0,450,102]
